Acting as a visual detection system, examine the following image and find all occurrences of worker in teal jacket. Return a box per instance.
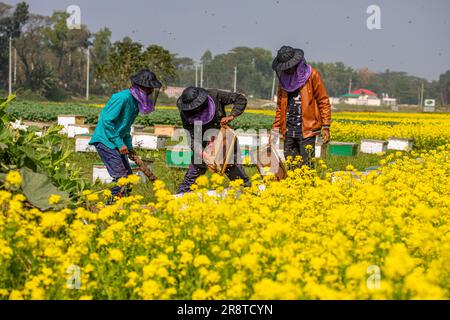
[90,69,161,198]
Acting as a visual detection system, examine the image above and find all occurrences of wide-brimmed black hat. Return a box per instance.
[130,69,162,89]
[272,46,304,72]
[177,87,209,112]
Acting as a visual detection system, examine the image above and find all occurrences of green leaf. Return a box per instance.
[19,167,69,211]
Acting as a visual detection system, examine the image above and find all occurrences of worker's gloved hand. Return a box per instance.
[119,145,129,155]
[148,172,158,182]
[322,128,330,144]
[220,115,235,126]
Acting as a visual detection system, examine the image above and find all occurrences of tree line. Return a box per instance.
[1,2,449,105]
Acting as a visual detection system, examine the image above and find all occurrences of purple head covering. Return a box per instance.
[184,95,216,124]
[130,85,155,114]
[279,59,312,92]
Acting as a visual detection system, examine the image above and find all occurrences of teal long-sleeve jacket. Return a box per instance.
[89,89,139,150]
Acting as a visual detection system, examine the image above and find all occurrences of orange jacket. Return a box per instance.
[272,67,331,139]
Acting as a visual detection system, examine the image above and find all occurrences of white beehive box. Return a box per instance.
[236,133,271,146]
[154,124,177,137]
[130,125,145,135]
[92,163,141,184]
[92,164,113,184]
[75,134,96,152]
[58,115,86,134]
[132,132,166,150]
[360,139,388,154]
[387,137,413,151]
[67,124,94,138]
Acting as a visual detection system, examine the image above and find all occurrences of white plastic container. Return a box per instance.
[67,124,94,138]
[360,139,388,154]
[315,142,327,158]
[75,135,96,152]
[387,137,413,151]
[132,132,166,150]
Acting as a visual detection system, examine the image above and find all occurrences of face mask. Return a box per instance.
[130,85,159,114]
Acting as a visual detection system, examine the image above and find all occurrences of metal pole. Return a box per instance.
[233,66,237,92]
[420,82,424,107]
[200,63,204,88]
[14,47,17,84]
[271,71,276,101]
[417,86,421,106]
[195,65,198,87]
[86,47,90,101]
[8,37,12,95]
[348,74,352,94]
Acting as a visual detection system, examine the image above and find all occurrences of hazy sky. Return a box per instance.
[4,0,450,80]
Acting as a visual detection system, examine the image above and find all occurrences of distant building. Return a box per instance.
[381,93,397,106]
[163,86,185,98]
[341,89,397,107]
[328,97,341,105]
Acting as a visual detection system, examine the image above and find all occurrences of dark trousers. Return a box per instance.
[94,142,132,197]
[284,135,316,167]
[177,163,251,194]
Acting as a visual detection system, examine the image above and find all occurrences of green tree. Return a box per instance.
[170,54,195,87]
[43,11,90,75]
[0,1,29,88]
[143,45,177,83]
[96,37,176,92]
[200,49,213,87]
[91,27,112,93]
[310,62,355,97]
[15,14,51,87]
[198,47,273,98]
[438,70,450,105]
[92,27,111,63]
